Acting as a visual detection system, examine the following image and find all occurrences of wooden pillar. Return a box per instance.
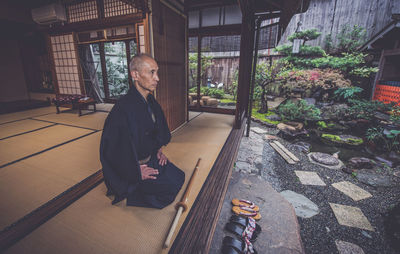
[235,0,255,128]
[99,42,109,100]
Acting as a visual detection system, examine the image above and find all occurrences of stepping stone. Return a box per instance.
[335,240,365,254]
[329,203,374,231]
[295,171,326,186]
[280,190,320,218]
[308,152,344,170]
[310,152,339,166]
[332,181,372,201]
[251,127,267,134]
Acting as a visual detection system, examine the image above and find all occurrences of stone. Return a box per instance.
[348,157,375,169]
[251,127,267,135]
[310,152,339,166]
[332,181,372,201]
[265,114,281,121]
[329,203,374,231]
[295,171,326,186]
[264,134,279,140]
[321,134,364,146]
[304,97,316,105]
[235,161,251,172]
[394,170,400,178]
[277,122,304,132]
[320,103,348,120]
[374,111,391,121]
[335,240,365,254]
[374,156,394,167]
[280,190,320,218]
[356,171,399,188]
[361,231,372,239]
[342,167,355,174]
[292,141,311,153]
[388,151,400,164]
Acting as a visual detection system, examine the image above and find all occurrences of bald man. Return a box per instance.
[100,54,185,209]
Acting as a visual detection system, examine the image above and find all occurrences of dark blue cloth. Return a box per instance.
[100,86,185,209]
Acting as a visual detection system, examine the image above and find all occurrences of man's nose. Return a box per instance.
[154,73,159,82]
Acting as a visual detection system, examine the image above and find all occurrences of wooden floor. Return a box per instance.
[0,107,239,253]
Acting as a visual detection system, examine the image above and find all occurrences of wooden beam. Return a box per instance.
[188,24,242,37]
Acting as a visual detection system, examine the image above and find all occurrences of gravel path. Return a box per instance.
[235,122,400,254]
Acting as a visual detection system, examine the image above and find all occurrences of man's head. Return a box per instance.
[130,53,159,97]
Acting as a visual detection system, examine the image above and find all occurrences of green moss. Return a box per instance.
[219,99,236,104]
[251,108,281,125]
[321,133,363,145]
[317,121,327,129]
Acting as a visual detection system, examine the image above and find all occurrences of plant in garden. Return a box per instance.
[255,61,282,113]
[277,99,321,121]
[288,28,322,45]
[337,25,366,53]
[346,99,393,120]
[188,87,224,99]
[334,87,363,102]
[189,53,213,88]
[390,106,400,124]
[366,127,400,152]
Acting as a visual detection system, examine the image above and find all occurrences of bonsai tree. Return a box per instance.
[256,62,281,113]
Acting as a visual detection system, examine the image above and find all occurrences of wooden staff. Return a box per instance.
[163,158,201,248]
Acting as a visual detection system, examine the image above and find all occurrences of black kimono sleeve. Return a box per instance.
[100,105,142,201]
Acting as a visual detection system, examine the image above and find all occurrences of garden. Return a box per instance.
[250,26,399,165]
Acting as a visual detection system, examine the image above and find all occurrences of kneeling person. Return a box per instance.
[100,54,185,209]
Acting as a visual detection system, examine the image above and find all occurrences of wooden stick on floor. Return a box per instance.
[163,158,201,248]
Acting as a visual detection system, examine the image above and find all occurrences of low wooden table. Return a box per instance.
[77,98,96,116]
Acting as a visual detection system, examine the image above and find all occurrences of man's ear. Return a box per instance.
[131,70,138,80]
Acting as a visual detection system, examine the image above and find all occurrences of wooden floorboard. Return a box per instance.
[169,118,245,253]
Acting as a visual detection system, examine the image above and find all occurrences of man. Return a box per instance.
[100,54,185,209]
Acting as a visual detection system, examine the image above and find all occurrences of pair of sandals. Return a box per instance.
[222,215,262,254]
[231,199,261,220]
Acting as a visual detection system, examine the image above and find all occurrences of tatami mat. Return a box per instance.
[0,132,102,229]
[95,103,114,112]
[33,111,108,130]
[6,113,234,254]
[0,125,93,167]
[0,107,58,125]
[0,119,54,140]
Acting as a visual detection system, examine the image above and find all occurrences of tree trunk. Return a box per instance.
[258,85,268,114]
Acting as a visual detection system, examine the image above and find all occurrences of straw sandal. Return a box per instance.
[232,206,261,220]
[222,236,257,254]
[229,215,261,240]
[231,199,259,211]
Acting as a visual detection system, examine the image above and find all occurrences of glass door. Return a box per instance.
[104,41,129,99]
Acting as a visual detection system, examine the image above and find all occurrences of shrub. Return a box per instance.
[334,87,363,102]
[188,87,224,99]
[277,68,351,99]
[277,99,321,121]
[366,127,400,152]
[346,99,393,120]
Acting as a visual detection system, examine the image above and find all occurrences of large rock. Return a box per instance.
[280,190,320,218]
[320,103,348,120]
[335,240,365,254]
[348,157,375,169]
[310,152,340,166]
[356,170,400,188]
[321,134,364,146]
[292,141,312,153]
[277,122,308,139]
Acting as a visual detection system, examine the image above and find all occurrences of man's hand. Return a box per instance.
[157,148,168,166]
[140,164,158,180]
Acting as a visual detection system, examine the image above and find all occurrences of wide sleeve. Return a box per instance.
[100,106,142,201]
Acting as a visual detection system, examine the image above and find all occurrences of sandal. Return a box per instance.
[225,222,259,242]
[222,236,257,254]
[232,199,259,211]
[232,206,261,220]
[230,215,261,239]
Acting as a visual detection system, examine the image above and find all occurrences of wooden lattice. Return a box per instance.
[50,34,82,95]
[67,0,98,23]
[137,24,146,53]
[104,0,137,18]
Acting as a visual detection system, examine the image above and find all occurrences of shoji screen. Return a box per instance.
[104,0,138,17]
[67,1,98,23]
[50,34,82,95]
[137,24,146,53]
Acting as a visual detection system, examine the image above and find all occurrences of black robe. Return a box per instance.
[100,86,185,209]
